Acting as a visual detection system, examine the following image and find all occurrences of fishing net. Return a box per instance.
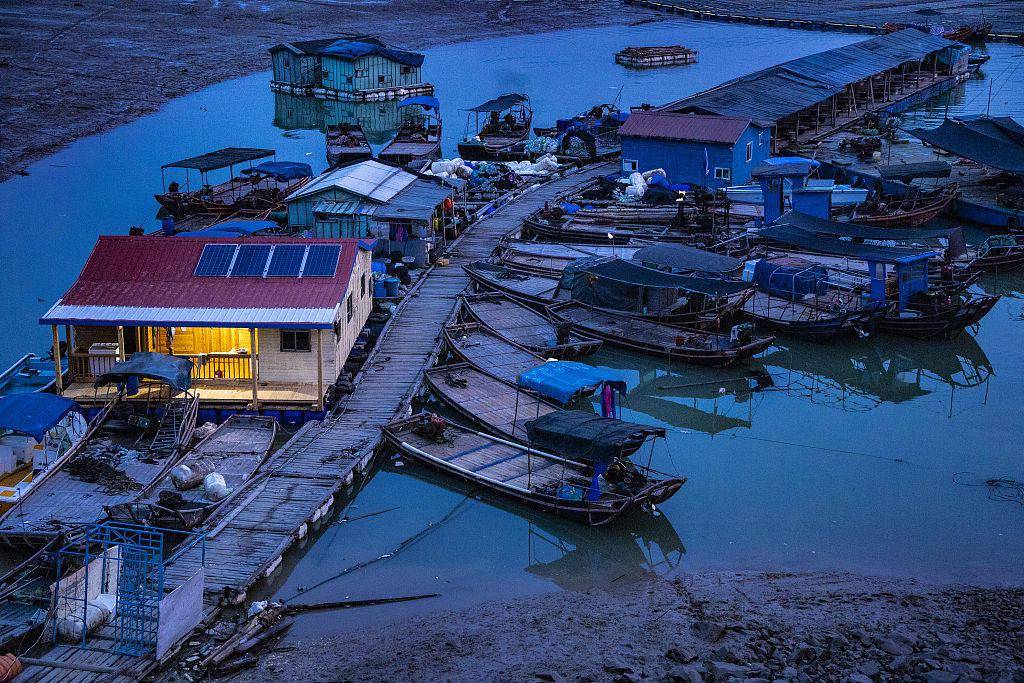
[68,454,143,494]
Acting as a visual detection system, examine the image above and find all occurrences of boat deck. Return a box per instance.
[444,323,543,384]
[61,381,320,408]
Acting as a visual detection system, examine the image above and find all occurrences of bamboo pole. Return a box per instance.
[116,326,126,361]
[249,328,259,409]
[316,329,324,412]
[51,325,63,394]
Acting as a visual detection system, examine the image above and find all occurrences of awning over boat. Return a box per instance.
[908,117,1024,174]
[399,96,440,111]
[524,410,665,465]
[632,244,742,274]
[243,161,313,181]
[878,161,952,182]
[774,211,961,242]
[517,361,622,405]
[173,219,280,238]
[0,394,80,442]
[561,256,750,298]
[464,93,529,113]
[95,353,193,392]
[759,223,938,263]
[162,148,276,172]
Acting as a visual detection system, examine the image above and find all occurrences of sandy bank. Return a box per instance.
[231,570,1024,682]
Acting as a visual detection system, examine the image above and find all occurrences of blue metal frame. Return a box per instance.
[52,522,206,657]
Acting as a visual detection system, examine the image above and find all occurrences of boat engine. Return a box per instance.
[413,413,448,441]
[730,323,755,344]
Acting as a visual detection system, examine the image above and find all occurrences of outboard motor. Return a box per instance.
[730,323,755,344]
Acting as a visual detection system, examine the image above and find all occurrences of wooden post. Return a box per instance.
[51,325,63,394]
[116,326,126,361]
[316,329,324,412]
[249,328,259,409]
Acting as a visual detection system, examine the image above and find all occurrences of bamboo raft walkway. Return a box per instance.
[11,162,617,682]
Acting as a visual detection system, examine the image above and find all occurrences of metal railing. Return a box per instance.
[68,351,255,383]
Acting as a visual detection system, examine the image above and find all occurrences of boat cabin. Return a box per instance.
[285,159,454,267]
[619,111,770,189]
[269,36,432,101]
[40,236,373,419]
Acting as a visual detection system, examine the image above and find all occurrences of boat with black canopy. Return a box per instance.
[379,96,443,166]
[155,148,312,219]
[757,221,997,339]
[460,293,602,359]
[381,410,684,526]
[631,243,745,277]
[522,207,695,244]
[0,353,198,547]
[457,93,533,161]
[326,123,372,168]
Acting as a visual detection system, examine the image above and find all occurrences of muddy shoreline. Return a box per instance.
[231,571,1024,682]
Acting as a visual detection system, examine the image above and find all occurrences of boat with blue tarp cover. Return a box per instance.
[517,361,625,405]
[379,96,443,166]
[0,353,67,397]
[381,410,684,526]
[457,94,533,161]
[0,394,89,513]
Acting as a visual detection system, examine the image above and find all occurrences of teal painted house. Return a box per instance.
[270,36,430,100]
[619,112,770,189]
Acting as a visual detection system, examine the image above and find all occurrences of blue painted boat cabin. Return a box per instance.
[618,112,770,189]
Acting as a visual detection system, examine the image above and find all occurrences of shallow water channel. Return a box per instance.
[1,18,1023,632]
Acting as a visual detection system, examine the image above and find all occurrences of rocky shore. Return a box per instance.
[234,571,1024,682]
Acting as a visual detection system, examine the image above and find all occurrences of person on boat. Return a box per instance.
[167,180,180,193]
[503,112,517,130]
[486,110,500,134]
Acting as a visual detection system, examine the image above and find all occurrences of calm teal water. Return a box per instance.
[1,19,1023,630]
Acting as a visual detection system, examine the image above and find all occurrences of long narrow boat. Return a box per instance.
[461,293,601,359]
[961,234,1024,272]
[874,293,999,340]
[464,261,560,307]
[326,124,372,168]
[497,240,643,276]
[443,323,543,384]
[742,291,890,343]
[110,415,277,530]
[379,96,443,166]
[547,301,774,367]
[457,94,533,161]
[842,184,959,228]
[381,413,684,526]
[424,363,558,442]
[523,211,694,245]
[0,353,67,397]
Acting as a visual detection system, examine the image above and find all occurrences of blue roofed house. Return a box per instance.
[284,160,453,266]
[618,112,771,189]
[269,36,432,101]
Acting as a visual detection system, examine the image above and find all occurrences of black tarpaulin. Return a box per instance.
[760,223,937,263]
[632,244,743,274]
[162,148,275,172]
[464,94,529,113]
[96,353,193,392]
[774,211,961,242]
[909,117,1024,174]
[878,161,952,182]
[563,257,749,296]
[525,410,665,465]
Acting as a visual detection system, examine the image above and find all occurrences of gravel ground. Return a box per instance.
[233,571,1024,682]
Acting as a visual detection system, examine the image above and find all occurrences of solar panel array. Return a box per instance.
[193,243,342,278]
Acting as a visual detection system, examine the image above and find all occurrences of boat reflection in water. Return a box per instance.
[388,460,686,590]
[273,92,413,145]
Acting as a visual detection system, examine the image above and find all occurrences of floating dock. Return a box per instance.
[615,45,698,68]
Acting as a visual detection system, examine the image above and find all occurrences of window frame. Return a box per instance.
[346,295,354,322]
[745,141,753,163]
[714,167,732,181]
[354,68,368,78]
[280,329,312,353]
[622,159,639,173]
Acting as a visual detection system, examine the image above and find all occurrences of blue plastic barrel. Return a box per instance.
[371,261,387,274]
[384,276,400,297]
[373,278,387,298]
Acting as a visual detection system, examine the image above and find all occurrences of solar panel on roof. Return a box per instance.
[231,244,272,277]
[194,244,237,277]
[302,245,341,277]
[267,244,306,277]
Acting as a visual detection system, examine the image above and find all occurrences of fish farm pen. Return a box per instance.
[615,45,698,68]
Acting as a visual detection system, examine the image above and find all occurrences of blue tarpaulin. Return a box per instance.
[96,353,193,393]
[320,40,424,67]
[517,361,619,405]
[174,219,280,238]
[753,259,830,300]
[245,161,313,181]
[0,393,80,442]
[398,96,440,111]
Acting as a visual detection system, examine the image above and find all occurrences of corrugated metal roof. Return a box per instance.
[619,112,752,144]
[286,160,417,203]
[658,29,958,125]
[40,236,361,327]
[311,178,452,222]
[41,305,338,329]
[313,199,378,216]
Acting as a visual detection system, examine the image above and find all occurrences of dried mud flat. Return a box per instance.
[235,571,1024,683]
[0,0,642,183]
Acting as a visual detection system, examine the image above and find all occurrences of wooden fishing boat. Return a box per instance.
[464,261,560,307]
[742,281,891,343]
[326,123,372,168]
[961,234,1024,272]
[423,363,558,442]
[155,149,312,219]
[457,94,533,161]
[381,413,684,526]
[874,293,999,340]
[379,96,442,166]
[461,293,601,359]
[0,353,67,397]
[497,240,643,277]
[841,184,959,228]
[547,302,774,367]
[443,323,543,384]
[110,415,277,530]
[523,211,694,245]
